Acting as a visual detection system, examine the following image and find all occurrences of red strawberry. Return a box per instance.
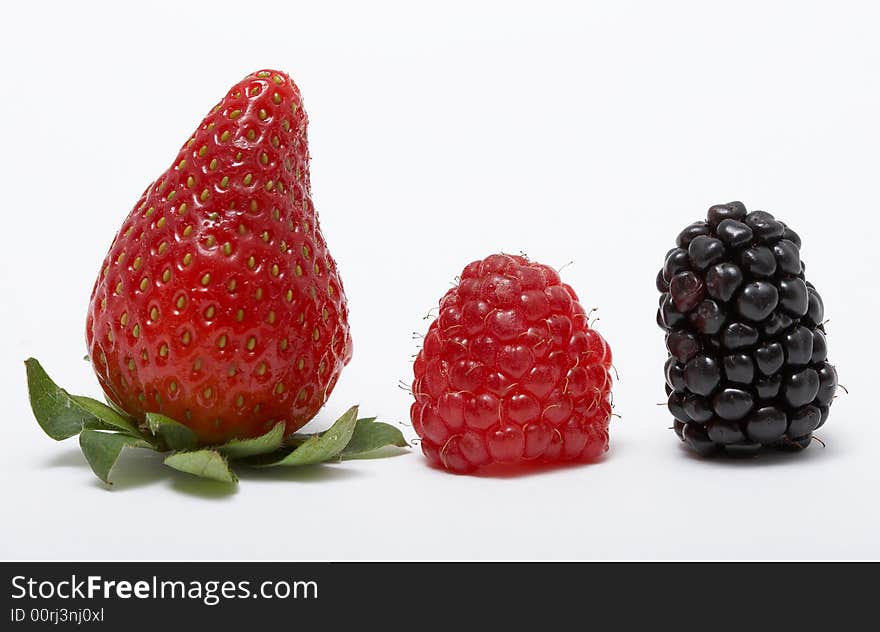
[85,69,352,444]
[411,254,613,473]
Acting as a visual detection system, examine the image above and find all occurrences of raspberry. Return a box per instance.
[411,254,613,473]
[657,202,838,455]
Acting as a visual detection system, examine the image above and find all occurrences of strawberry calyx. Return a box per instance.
[25,358,408,486]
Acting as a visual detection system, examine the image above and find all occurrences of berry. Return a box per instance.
[411,254,613,473]
[657,202,837,454]
[85,70,352,444]
[706,418,746,444]
[681,395,712,422]
[745,406,787,443]
[740,246,777,278]
[666,330,701,362]
[707,201,747,227]
[676,222,710,247]
[682,422,717,455]
[712,388,753,420]
[688,236,725,270]
[723,354,754,384]
[670,271,705,312]
[755,342,784,375]
[716,219,753,247]
[705,262,743,301]
[683,354,721,396]
[778,278,809,316]
[721,322,759,350]
[736,281,778,321]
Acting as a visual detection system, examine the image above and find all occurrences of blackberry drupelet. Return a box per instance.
[656,202,837,455]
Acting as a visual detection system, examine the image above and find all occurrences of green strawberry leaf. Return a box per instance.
[27,357,405,488]
[25,358,148,442]
[164,449,238,483]
[217,422,285,460]
[26,358,93,440]
[146,413,198,451]
[103,395,135,418]
[79,430,153,485]
[72,395,143,438]
[341,417,409,459]
[257,406,359,467]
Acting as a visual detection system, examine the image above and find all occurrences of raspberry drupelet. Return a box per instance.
[411,254,613,474]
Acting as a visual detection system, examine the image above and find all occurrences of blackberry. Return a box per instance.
[656,202,837,456]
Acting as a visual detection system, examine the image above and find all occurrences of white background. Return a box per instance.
[1,1,878,560]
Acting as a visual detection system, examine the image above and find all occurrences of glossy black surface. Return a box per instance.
[712,388,754,421]
[705,262,743,302]
[787,405,821,437]
[716,219,753,247]
[815,362,838,407]
[721,322,759,350]
[706,418,746,444]
[683,394,715,423]
[740,246,777,278]
[755,342,785,376]
[778,277,809,317]
[783,326,814,366]
[688,299,726,335]
[676,221,710,248]
[657,202,835,455]
[736,281,779,322]
[666,330,701,362]
[683,354,722,396]
[783,368,820,408]
[772,239,801,275]
[688,235,725,270]
[707,201,747,228]
[669,271,705,312]
[723,353,755,385]
[745,406,787,443]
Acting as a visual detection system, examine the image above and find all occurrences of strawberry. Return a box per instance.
[85,69,352,444]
